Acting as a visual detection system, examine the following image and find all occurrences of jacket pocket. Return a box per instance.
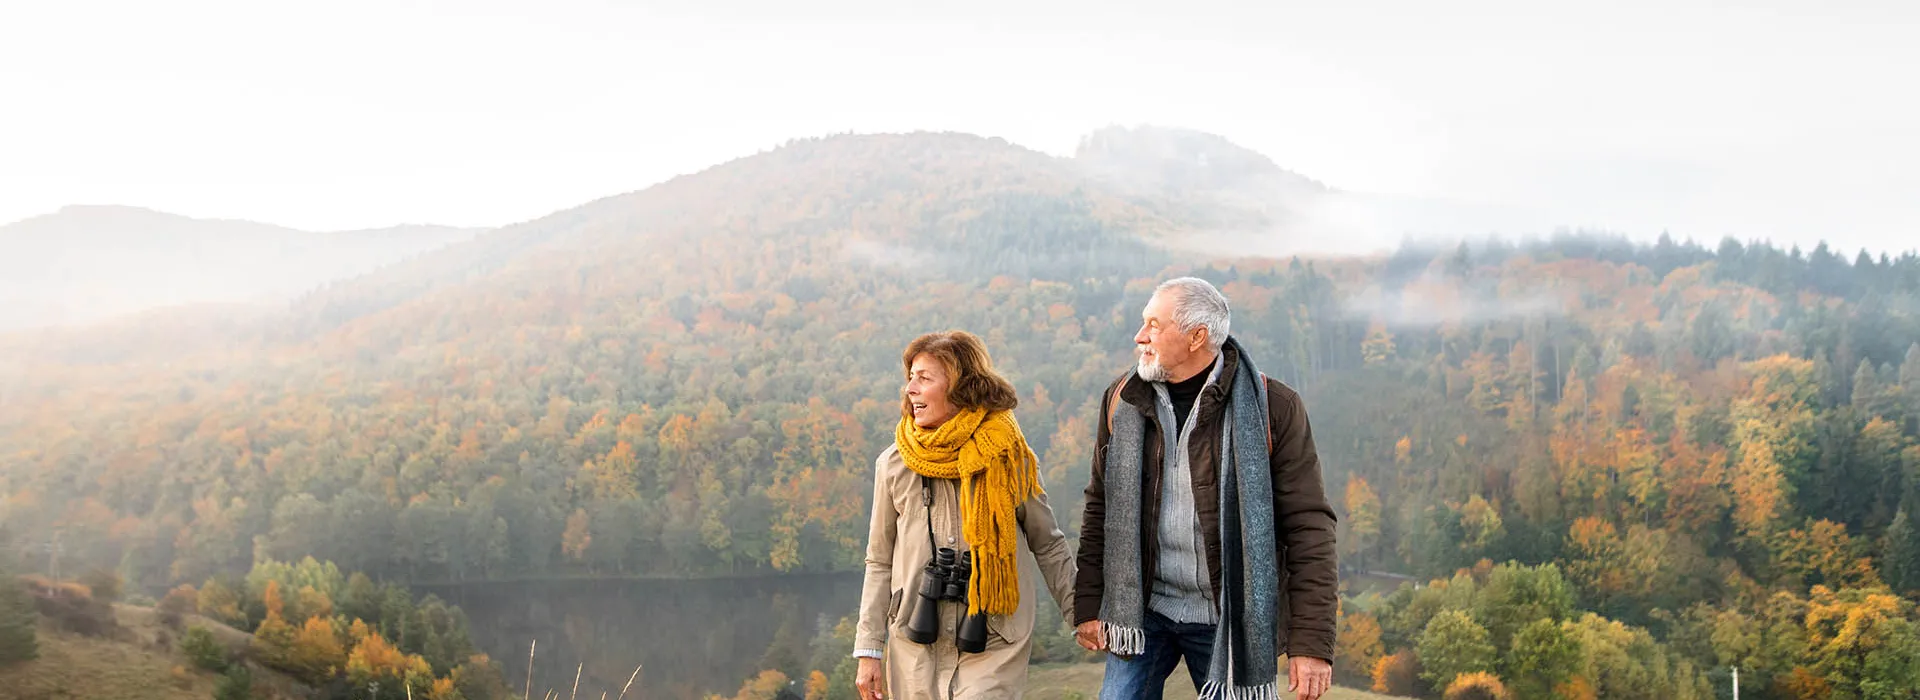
[984,612,1031,647]
[887,589,903,624]
[985,614,1011,645]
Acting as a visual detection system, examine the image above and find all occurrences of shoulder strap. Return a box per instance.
[1260,372,1275,456]
[1103,376,1128,436]
[920,475,938,553]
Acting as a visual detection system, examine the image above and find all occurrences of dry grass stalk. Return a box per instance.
[570,663,583,700]
[617,664,643,700]
[525,639,537,700]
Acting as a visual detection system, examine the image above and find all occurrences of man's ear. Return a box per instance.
[1190,327,1208,353]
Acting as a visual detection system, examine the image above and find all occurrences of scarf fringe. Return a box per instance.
[1101,623,1146,657]
[1197,681,1281,700]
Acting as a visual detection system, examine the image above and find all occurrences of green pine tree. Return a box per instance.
[213,664,253,700]
[1886,507,1920,595]
[181,625,227,672]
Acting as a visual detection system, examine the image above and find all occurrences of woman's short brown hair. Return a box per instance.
[901,330,1020,420]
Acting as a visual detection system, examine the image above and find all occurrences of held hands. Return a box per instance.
[855,657,886,700]
[1074,619,1107,651]
[1287,656,1333,700]
[1077,621,1330,700]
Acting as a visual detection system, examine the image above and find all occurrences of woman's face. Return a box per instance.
[906,353,958,429]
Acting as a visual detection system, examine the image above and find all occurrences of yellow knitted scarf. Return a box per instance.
[895,407,1043,617]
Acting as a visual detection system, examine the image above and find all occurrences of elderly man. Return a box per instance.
[1073,277,1339,700]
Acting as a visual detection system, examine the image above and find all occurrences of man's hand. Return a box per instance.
[1287,656,1332,700]
[855,657,886,700]
[1074,620,1107,651]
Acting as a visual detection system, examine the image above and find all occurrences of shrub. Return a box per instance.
[183,625,228,671]
[213,665,254,700]
[158,584,199,629]
[24,576,117,637]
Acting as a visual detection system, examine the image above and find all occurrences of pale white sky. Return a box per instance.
[3,0,1914,254]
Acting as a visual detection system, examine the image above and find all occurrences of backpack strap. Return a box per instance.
[1103,376,1129,437]
[1259,372,1275,457]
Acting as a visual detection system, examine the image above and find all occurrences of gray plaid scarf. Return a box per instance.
[1100,338,1281,700]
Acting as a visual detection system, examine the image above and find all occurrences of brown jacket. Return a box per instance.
[856,444,1078,699]
[1072,345,1340,662]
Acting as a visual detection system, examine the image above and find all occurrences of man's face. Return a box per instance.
[1134,291,1202,382]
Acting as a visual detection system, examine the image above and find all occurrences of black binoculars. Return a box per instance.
[903,548,989,653]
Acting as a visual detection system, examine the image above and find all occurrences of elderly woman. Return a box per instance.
[853,330,1077,700]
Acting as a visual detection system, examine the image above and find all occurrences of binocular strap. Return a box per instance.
[920,475,970,700]
[920,474,939,555]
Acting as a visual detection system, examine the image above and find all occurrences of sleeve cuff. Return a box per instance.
[852,648,884,660]
[1286,627,1336,664]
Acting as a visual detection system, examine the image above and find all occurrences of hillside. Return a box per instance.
[0,604,304,700]
[3,128,1920,697]
[0,204,481,331]
[0,130,1240,586]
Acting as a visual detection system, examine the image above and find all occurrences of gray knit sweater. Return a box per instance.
[1147,360,1224,625]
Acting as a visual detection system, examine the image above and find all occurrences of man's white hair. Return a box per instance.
[1155,276,1231,350]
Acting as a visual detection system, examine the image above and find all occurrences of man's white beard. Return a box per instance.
[1137,352,1171,382]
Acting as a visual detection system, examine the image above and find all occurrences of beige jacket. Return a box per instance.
[855,444,1078,699]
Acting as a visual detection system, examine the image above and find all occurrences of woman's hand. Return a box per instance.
[1074,620,1107,651]
[855,656,887,700]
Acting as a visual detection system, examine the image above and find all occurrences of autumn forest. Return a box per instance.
[3,128,1920,698]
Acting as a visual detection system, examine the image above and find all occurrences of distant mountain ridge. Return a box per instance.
[0,204,483,330]
[1070,125,1563,258]
[0,127,1561,334]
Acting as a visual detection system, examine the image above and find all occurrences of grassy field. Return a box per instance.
[0,604,304,700]
[1027,661,1404,700]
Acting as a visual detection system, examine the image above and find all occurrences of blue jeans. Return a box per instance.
[1099,610,1216,700]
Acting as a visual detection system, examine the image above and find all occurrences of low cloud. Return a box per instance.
[1342,282,1565,328]
[838,237,934,271]
[1151,186,1569,262]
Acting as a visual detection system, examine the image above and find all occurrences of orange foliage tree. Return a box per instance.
[1370,650,1420,696]
[1443,671,1512,700]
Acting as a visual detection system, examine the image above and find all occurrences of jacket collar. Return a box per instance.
[1118,336,1244,415]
